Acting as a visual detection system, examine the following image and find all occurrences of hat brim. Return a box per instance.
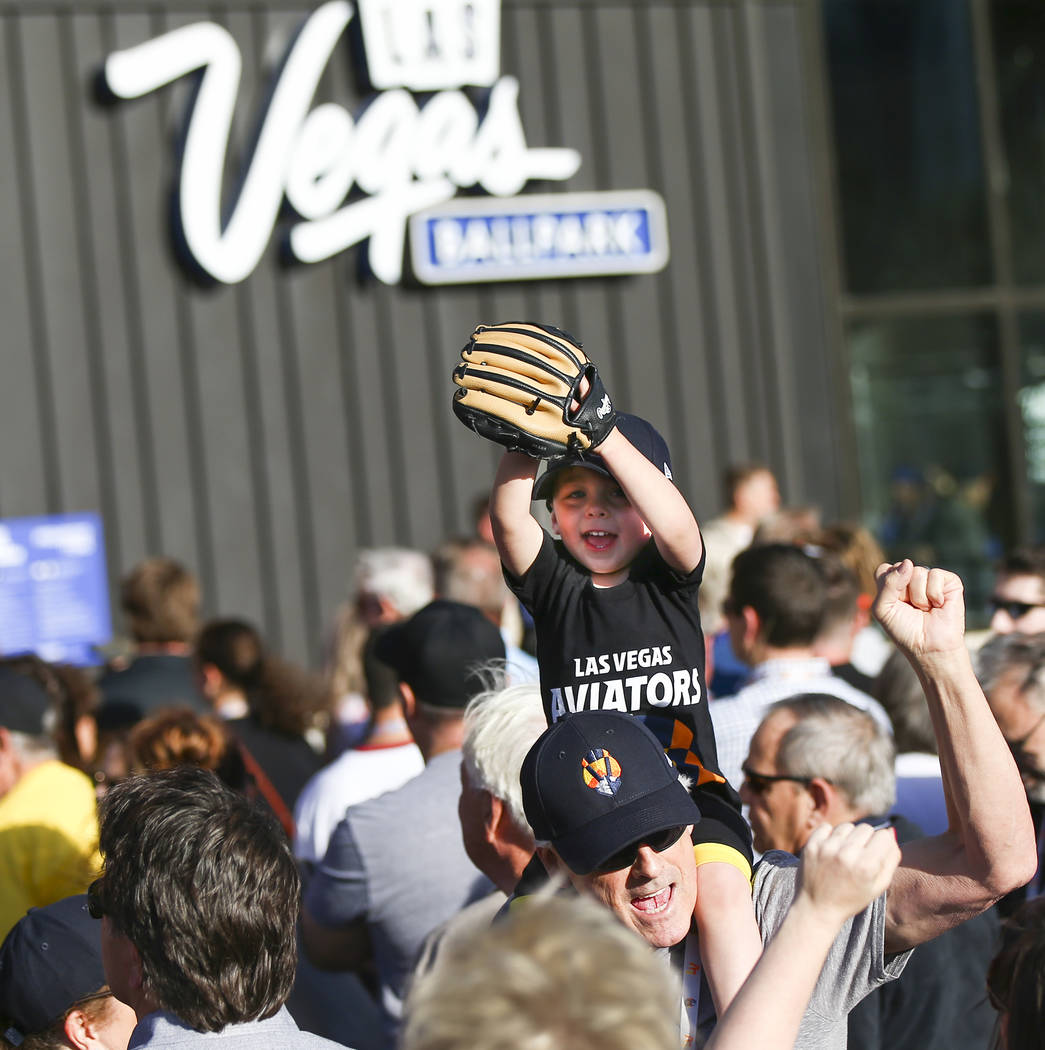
[550,780,701,876]
[532,456,613,502]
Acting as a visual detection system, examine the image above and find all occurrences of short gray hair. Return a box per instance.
[462,683,546,837]
[772,694,896,816]
[401,890,679,1050]
[975,633,1045,712]
[354,547,434,618]
[8,725,57,764]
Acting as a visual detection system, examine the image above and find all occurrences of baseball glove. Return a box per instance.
[452,322,617,458]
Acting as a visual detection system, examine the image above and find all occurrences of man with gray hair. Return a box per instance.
[354,547,435,627]
[0,658,100,938]
[976,631,1045,913]
[413,681,547,981]
[741,693,999,1050]
[457,682,547,895]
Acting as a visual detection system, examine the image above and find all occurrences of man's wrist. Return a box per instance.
[907,645,974,681]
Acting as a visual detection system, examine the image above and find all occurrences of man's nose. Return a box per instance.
[991,609,1012,634]
[630,843,664,878]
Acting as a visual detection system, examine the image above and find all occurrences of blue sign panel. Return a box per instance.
[0,512,111,665]
[409,190,670,285]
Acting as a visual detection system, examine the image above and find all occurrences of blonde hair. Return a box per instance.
[401,891,679,1050]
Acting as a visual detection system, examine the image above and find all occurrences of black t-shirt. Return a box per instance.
[506,531,737,813]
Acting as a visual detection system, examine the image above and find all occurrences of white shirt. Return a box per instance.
[293,740,424,865]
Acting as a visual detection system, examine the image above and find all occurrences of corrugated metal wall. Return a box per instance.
[0,0,845,663]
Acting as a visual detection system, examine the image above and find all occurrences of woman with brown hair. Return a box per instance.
[195,618,326,835]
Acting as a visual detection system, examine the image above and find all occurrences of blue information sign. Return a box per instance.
[0,512,111,665]
[409,189,670,285]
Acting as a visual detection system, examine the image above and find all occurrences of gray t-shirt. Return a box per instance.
[752,851,912,1050]
[128,1007,349,1048]
[304,751,493,1036]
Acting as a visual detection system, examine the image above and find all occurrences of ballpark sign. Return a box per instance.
[100,0,670,285]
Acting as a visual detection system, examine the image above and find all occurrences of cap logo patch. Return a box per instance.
[581,747,622,797]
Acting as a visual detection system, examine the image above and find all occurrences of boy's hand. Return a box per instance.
[452,321,617,458]
[795,822,901,925]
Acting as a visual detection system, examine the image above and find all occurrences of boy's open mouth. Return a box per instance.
[582,530,616,551]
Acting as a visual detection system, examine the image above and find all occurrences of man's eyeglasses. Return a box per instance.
[741,766,815,796]
[87,877,107,920]
[989,596,1045,621]
[592,825,689,874]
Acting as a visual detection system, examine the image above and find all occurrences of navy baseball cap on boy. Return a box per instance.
[0,895,106,1040]
[532,413,673,502]
[520,712,700,876]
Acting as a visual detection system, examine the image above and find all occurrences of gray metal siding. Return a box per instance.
[0,0,843,662]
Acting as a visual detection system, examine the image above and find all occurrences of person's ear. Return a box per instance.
[549,509,560,537]
[483,792,501,842]
[398,681,417,719]
[806,777,834,821]
[741,606,762,647]
[199,662,225,699]
[535,844,563,878]
[64,1006,94,1050]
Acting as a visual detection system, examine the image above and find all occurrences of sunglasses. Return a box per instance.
[593,825,689,874]
[741,766,815,796]
[989,596,1045,621]
[87,877,107,920]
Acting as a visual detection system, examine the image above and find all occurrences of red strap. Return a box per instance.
[236,741,295,839]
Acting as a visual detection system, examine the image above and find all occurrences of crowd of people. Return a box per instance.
[2,368,1045,1050]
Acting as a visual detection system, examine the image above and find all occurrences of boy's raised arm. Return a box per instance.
[596,427,704,575]
[490,451,545,579]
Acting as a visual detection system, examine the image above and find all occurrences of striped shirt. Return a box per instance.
[710,657,893,791]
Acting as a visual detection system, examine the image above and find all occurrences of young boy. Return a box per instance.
[486,403,762,1015]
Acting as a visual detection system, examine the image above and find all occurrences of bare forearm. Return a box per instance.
[915,649,1033,887]
[490,452,543,577]
[886,647,1036,949]
[595,428,702,573]
[706,899,839,1050]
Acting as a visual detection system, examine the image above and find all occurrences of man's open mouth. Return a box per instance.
[631,885,673,914]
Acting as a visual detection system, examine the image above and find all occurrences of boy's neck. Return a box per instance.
[590,566,632,588]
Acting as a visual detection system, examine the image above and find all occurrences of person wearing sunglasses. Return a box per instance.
[520,560,1037,1050]
[0,894,137,1050]
[741,694,1001,1050]
[988,546,1045,637]
[976,632,1045,919]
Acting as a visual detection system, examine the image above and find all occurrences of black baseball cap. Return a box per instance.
[0,666,53,735]
[521,712,700,876]
[0,895,106,1040]
[532,413,674,502]
[374,600,505,709]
